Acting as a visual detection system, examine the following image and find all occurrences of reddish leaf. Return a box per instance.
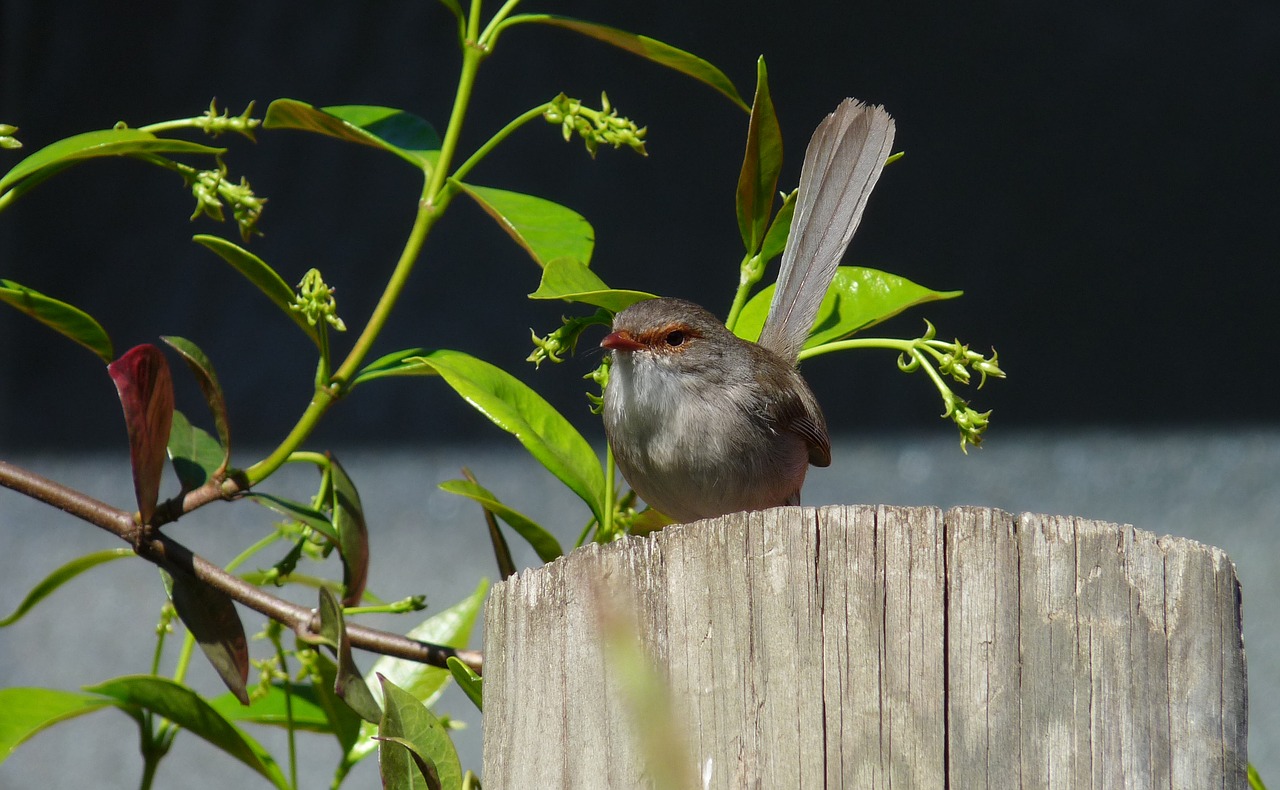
[162,567,250,705]
[108,345,175,524]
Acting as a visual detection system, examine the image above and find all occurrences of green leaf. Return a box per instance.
[108,344,175,525]
[0,549,133,627]
[528,258,655,312]
[401,349,606,522]
[446,657,483,713]
[0,128,223,195]
[351,347,434,387]
[377,675,461,790]
[166,409,225,491]
[520,16,748,111]
[377,735,443,790]
[209,682,334,733]
[161,566,250,705]
[317,587,382,724]
[84,676,289,789]
[348,580,488,765]
[0,278,113,362]
[757,189,798,268]
[0,688,113,763]
[733,266,963,347]
[736,57,783,254]
[162,336,232,473]
[326,453,369,606]
[439,479,562,562]
[192,234,320,346]
[263,100,441,172]
[458,183,594,268]
[245,492,340,545]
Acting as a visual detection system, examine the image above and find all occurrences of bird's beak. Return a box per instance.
[601,330,644,351]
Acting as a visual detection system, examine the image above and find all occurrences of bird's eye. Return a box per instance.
[665,330,686,347]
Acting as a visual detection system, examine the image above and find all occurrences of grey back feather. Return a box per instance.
[757,99,896,363]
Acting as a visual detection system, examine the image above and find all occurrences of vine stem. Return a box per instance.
[0,459,483,673]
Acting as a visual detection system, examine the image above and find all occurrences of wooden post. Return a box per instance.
[482,506,1247,788]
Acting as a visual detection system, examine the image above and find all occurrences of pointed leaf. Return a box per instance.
[401,349,605,522]
[520,16,748,111]
[458,183,594,268]
[162,336,232,470]
[0,128,223,194]
[446,657,483,713]
[757,189,798,268]
[736,57,783,253]
[192,234,320,346]
[263,100,440,172]
[733,266,963,347]
[528,258,655,312]
[84,676,289,789]
[348,580,488,764]
[294,648,365,753]
[167,409,225,491]
[0,688,114,762]
[161,567,250,705]
[0,549,133,628]
[439,479,562,562]
[317,587,382,724]
[209,682,335,733]
[108,344,175,524]
[377,734,443,790]
[0,278,113,362]
[351,347,434,387]
[377,675,461,790]
[325,453,369,606]
[245,492,340,545]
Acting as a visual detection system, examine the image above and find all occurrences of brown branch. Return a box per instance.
[0,459,483,674]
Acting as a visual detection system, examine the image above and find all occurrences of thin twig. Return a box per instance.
[0,459,483,674]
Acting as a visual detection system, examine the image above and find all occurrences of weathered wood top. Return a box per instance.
[483,506,1247,788]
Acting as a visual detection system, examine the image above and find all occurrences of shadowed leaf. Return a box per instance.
[458,183,594,268]
[377,675,459,790]
[0,549,133,627]
[167,410,224,491]
[162,336,231,473]
[519,16,747,111]
[0,279,113,362]
[161,566,250,704]
[446,657,483,712]
[439,478,562,562]
[326,453,369,606]
[317,588,381,724]
[192,235,320,346]
[85,676,289,789]
[210,682,334,733]
[736,57,783,254]
[108,344,175,524]
[528,258,655,312]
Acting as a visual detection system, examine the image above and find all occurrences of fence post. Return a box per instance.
[482,505,1248,788]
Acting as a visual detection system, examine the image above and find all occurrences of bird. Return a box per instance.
[600,98,896,523]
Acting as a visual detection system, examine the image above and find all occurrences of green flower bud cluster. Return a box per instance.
[292,269,347,332]
[188,163,266,241]
[896,320,1004,452]
[194,99,260,141]
[544,92,647,158]
[527,309,611,368]
[0,123,21,150]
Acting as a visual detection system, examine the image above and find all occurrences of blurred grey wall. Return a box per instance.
[1,1,1276,452]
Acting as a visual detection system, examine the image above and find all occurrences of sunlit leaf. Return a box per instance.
[0,128,223,195]
[458,183,594,268]
[736,57,783,254]
[162,336,232,471]
[733,266,963,348]
[0,278,113,362]
[326,453,369,606]
[0,688,113,763]
[348,580,487,765]
[85,676,289,789]
[317,588,381,724]
[167,410,224,491]
[528,258,655,312]
[209,682,334,733]
[263,100,441,172]
[192,235,319,346]
[0,549,133,628]
[518,16,748,111]
[108,344,175,524]
[446,657,483,713]
[161,567,250,705]
[377,675,460,790]
[439,479,562,562]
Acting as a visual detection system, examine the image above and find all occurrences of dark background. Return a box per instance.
[1,1,1276,451]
